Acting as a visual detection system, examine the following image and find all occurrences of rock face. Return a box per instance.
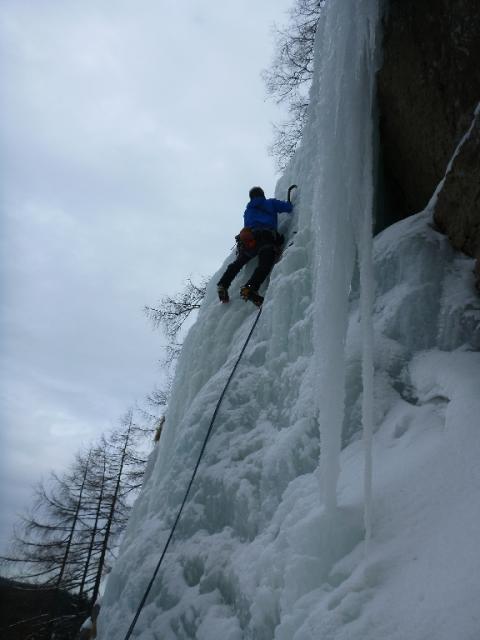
[377,0,480,224]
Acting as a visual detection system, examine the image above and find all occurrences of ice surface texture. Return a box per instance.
[98,0,480,638]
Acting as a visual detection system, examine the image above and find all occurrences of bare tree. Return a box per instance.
[143,276,208,413]
[0,412,153,639]
[145,387,169,410]
[263,0,324,169]
[2,455,92,589]
[0,452,94,639]
[77,443,108,598]
[144,276,207,345]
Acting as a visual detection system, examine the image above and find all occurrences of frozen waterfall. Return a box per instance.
[97,0,480,638]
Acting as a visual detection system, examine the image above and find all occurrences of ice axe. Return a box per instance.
[287,184,298,203]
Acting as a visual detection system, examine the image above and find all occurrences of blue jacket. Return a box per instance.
[243,197,293,231]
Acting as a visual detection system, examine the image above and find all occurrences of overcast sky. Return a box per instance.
[0,0,292,550]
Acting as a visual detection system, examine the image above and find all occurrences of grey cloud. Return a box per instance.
[0,0,292,548]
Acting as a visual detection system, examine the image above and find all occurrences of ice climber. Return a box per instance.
[217,186,294,307]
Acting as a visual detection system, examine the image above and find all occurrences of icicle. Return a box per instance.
[308,0,380,517]
[358,181,375,548]
[357,3,380,552]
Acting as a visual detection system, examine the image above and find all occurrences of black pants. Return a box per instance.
[218,230,279,292]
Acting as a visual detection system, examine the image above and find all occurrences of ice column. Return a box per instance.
[306,0,380,515]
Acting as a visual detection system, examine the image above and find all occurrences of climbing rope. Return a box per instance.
[122,307,263,640]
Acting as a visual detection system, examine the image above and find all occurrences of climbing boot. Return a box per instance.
[240,285,264,307]
[217,285,230,303]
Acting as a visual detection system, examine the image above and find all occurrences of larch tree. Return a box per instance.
[263,0,324,169]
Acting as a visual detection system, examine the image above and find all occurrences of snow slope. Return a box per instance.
[97,1,480,638]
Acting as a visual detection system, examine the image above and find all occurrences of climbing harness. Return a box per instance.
[122,307,263,640]
[236,227,257,254]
